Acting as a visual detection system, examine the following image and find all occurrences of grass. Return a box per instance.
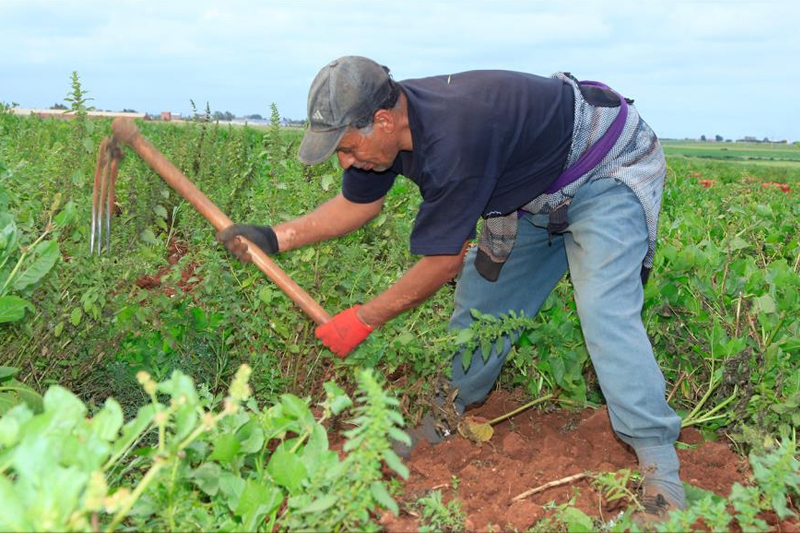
[662,140,800,166]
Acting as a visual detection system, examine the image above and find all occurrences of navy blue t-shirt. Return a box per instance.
[342,70,574,256]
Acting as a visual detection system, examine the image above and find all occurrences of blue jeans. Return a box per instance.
[449,176,681,452]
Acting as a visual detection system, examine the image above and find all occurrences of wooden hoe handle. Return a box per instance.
[111,118,332,325]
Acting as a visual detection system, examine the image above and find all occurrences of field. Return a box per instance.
[662,140,800,167]
[1,104,799,531]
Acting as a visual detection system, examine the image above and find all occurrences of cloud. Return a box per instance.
[0,0,798,139]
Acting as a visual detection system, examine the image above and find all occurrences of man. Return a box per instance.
[219,56,685,522]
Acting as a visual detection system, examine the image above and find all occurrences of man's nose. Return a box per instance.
[337,152,355,170]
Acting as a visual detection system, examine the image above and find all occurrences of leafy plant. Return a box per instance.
[0,365,409,531]
[656,438,800,532]
[0,366,42,415]
[413,489,466,533]
[0,193,73,324]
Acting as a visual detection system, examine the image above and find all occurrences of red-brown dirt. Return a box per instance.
[381,390,798,532]
[134,239,202,296]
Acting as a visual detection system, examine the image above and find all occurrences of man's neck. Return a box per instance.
[395,92,413,151]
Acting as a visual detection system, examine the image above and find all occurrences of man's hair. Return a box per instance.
[351,74,401,132]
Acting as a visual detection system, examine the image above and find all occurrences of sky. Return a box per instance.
[1,0,799,141]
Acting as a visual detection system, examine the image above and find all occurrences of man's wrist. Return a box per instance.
[355,305,378,330]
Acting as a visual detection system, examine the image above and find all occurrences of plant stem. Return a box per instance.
[682,385,738,428]
[488,393,554,426]
[0,227,51,295]
[105,460,164,532]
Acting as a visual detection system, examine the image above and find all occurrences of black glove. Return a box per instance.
[217,224,278,263]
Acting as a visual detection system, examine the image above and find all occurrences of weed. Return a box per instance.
[414,489,466,533]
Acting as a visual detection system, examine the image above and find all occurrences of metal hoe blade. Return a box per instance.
[90,137,123,254]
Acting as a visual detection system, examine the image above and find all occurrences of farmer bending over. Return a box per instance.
[219,56,685,523]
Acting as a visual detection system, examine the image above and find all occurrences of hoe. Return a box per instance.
[90,118,332,326]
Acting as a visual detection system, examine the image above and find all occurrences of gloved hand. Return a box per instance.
[315,305,374,358]
[217,224,278,263]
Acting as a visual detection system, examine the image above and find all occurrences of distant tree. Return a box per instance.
[700,135,706,141]
[212,110,235,121]
[715,134,723,142]
[50,103,68,110]
[762,137,770,143]
[122,108,137,113]
[246,114,263,120]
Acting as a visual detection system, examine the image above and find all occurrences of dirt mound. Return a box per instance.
[133,239,202,296]
[384,390,753,531]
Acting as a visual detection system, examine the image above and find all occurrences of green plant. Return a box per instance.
[0,193,73,324]
[591,469,643,513]
[0,366,42,415]
[656,438,799,532]
[64,71,96,160]
[527,491,595,533]
[0,365,409,531]
[413,489,466,533]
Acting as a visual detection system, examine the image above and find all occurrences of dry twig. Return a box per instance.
[511,472,588,503]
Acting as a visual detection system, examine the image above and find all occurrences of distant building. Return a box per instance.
[160,111,172,121]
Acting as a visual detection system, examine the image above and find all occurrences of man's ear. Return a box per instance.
[373,109,395,133]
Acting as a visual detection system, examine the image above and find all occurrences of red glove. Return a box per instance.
[315,305,374,358]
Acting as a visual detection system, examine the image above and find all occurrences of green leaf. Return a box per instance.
[455,328,473,345]
[43,386,86,422]
[109,404,155,463]
[235,479,283,529]
[258,286,273,305]
[192,462,222,496]
[0,381,43,415]
[461,351,472,371]
[320,174,335,192]
[370,481,398,515]
[236,420,265,454]
[53,201,76,229]
[323,382,352,416]
[726,236,750,252]
[297,494,337,514]
[140,228,159,246]
[153,205,168,219]
[267,447,307,494]
[70,307,82,326]
[0,296,33,323]
[12,240,59,292]
[280,394,314,428]
[90,398,124,441]
[0,214,18,256]
[0,367,19,381]
[754,294,777,314]
[218,472,246,512]
[560,506,594,532]
[382,448,409,479]
[210,433,241,463]
[0,475,28,531]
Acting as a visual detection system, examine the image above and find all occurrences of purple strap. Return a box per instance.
[545,81,628,194]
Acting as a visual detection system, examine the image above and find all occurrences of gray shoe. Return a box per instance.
[392,413,453,459]
[632,484,684,528]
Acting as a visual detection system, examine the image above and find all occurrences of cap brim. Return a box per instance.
[298,127,347,165]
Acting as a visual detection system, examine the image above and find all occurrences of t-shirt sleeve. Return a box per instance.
[341,167,398,203]
[409,175,496,255]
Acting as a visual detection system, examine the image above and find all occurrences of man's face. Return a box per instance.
[335,126,398,173]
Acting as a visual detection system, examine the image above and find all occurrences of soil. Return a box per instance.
[381,390,799,532]
[134,238,202,296]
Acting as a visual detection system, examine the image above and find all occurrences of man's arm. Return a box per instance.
[274,193,384,252]
[314,242,469,357]
[358,246,468,327]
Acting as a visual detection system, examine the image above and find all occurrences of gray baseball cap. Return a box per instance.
[298,56,393,165]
